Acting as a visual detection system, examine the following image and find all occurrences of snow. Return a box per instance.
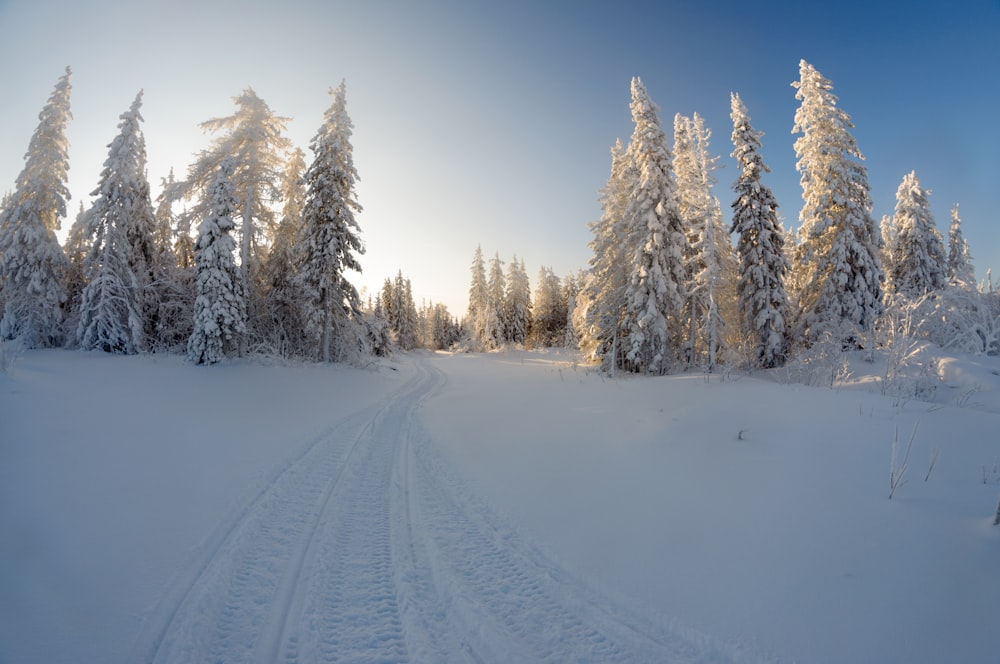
[2,348,998,663]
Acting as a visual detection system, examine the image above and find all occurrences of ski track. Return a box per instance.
[139,356,771,664]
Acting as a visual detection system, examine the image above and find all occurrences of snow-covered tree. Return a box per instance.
[729,92,789,368]
[790,60,883,346]
[384,271,419,350]
[530,266,565,347]
[182,88,292,347]
[188,160,247,364]
[563,271,582,348]
[619,77,688,374]
[423,302,459,350]
[0,67,73,347]
[467,245,489,348]
[62,202,90,337]
[946,204,975,287]
[150,168,194,351]
[162,169,196,271]
[879,213,897,292]
[76,91,157,354]
[294,82,365,363]
[259,147,307,356]
[579,138,638,365]
[674,112,736,370]
[504,256,531,345]
[888,171,947,298]
[485,253,506,348]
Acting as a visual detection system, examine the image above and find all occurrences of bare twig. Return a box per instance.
[924,448,940,482]
[889,422,918,499]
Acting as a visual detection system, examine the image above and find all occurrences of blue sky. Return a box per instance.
[2,0,998,315]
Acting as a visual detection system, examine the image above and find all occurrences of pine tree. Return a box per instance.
[563,271,582,348]
[261,147,307,356]
[77,92,157,354]
[425,302,458,350]
[889,171,947,298]
[0,68,73,347]
[188,160,247,364]
[163,169,196,271]
[151,168,194,351]
[63,202,90,337]
[294,82,365,363]
[619,77,688,374]
[485,253,506,348]
[946,204,975,287]
[674,112,736,370]
[467,245,489,348]
[730,92,789,368]
[182,88,292,346]
[791,60,883,346]
[579,138,637,366]
[388,271,419,350]
[530,266,565,347]
[504,256,531,345]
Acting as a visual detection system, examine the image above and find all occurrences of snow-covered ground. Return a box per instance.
[1,347,998,663]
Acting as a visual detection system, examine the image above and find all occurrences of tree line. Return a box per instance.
[0,70,368,364]
[1,62,997,369]
[573,60,996,374]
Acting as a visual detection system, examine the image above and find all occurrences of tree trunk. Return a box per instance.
[993,496,1000,526]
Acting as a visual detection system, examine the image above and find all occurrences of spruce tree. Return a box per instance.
[889,171,947,298]
[182,88,292,347]
[504,256,531,345]
[388,271,419,350]
[0,67,73,347]
[77,92,157,354]
[63,202,89,337]
[294,82,365,363]
[580,138,637,367]
[530,266,565,347]
[563,271,582,349]
[674,113,735,370]
[261,147,307,356]
[485,253,506,349]
[619,77,688,374]
[151,169,194,351]
[791,60,883,346]
[946,204,975,287]
[467,245,489,348]
[188,160,247,364]
[730,92,789,368]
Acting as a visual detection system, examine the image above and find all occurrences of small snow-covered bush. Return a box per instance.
[782,331,852,387]
[891,286,1000,356]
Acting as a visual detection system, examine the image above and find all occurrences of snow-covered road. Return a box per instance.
[134,357,743,663]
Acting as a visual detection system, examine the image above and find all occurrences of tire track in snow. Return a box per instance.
[404,360,775,663]
[141,366,425,664]
[140,356,774,663]
[285,358,447,663]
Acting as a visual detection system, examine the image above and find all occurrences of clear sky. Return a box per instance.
[2,0,998,316]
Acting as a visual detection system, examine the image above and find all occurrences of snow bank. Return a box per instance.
[2,348,998,664]
[423,349,1000,664]
[0,350,403,664]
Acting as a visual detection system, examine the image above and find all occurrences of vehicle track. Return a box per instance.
[141,365,428,664]
[401,361,769,663]
[140,356,769,663]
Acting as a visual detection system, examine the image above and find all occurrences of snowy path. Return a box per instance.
[138,356,756,663]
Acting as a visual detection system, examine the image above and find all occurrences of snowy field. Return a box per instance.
[1,348,998,663]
